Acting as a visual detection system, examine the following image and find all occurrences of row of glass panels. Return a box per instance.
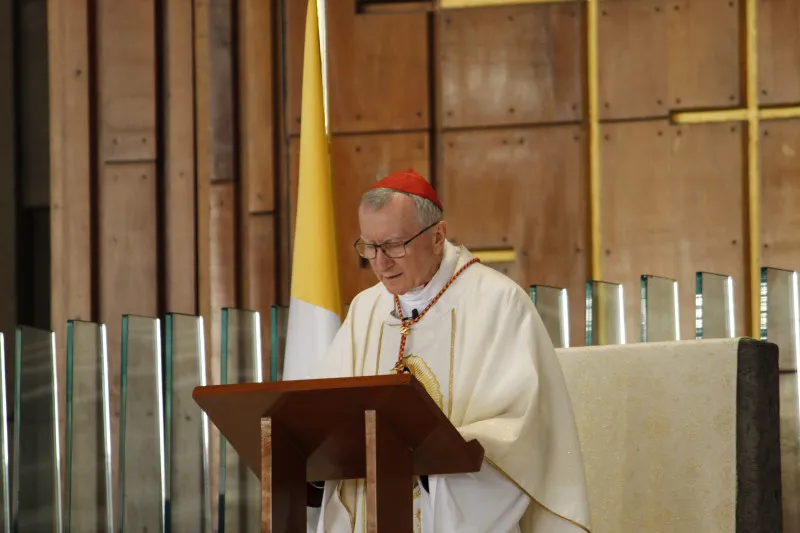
[1,267,798,531]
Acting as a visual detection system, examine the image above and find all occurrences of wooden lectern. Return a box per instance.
[193,373,484,533]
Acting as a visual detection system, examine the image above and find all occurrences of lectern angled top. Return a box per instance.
[192,373,484,482]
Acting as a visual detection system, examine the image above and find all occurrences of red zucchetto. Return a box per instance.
[369,168,443,211]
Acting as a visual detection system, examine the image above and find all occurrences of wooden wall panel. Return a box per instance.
[209,182,238,385]
[97,0,159,489]
[761,119,800,271]
[195,0,238,354]
[758,0,800,106]
[48,0,93,335]
[440,126,587,348]
[243,213,277,373]
[97,2,157,162]
[239,0,275,213]
[438,3,583,129]
[238,0,277,375]
[598,0,740,120]
[278,138,300,306]
[48,0,93,478]
[284,0,429,134]
[600,120,747,341]
[164,0,197,315]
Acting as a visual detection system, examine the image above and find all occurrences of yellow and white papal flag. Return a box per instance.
[282,0,342,381]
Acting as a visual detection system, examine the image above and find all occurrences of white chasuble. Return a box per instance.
[309,242,591,533]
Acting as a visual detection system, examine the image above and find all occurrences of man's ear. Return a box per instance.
[434,221,447,244]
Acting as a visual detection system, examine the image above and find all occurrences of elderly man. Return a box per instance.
[308,169,591,533]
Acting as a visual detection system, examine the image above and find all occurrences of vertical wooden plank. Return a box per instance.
[277,138,299,306]
[195,1,240,528]
[47,0,93,491]
[243,214,277,378]
[164,0,197,315]
[97,4,157,162]
[96,0,158,501]
[239,0,275,213]
[239,0,277,376]
[194,0,212,349]
[195,0,238,372]
[209,182,238,385]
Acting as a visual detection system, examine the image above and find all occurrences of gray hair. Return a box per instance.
[360,188,443,228]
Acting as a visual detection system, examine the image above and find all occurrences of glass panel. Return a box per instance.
[117,316,165,533]
[640,275,680,342]
[65,321,113,532]
[0,334,10,531]
[219,309,263,533]
[269,305,289,382]
[529,285,569,348]
[12,326,62,532]
[780,372,800,532]
[164,314,211,532]
[695,272,735,339]
[760,267,800,371]
[585,281,625,346]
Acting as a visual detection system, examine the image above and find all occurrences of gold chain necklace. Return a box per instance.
[391,257,480,374]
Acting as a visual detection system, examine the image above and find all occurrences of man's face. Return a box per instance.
[358,194,446,295]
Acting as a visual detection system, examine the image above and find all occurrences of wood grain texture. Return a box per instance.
[365,410,413,533]
[48,0,93,495]
[597,0,740,120]
[599,120,747,341]
[761,119,800,271]
[285,0,429,135]
[277,138,299,306]
[242,214,278,375]
[438,2,583,128]
[239,0,275,211]
[97,1,157,162]
[164,0,197,315]
[260,417,307,532]
[209,182,239,384]
[440,126,588,347]
[98,163,159,498]
[758,0,800,106]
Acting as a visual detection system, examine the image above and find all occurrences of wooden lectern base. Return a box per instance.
[365,410,413,533]
[260,410,414,533]
[194,375,484,533]
[261,417,306,532]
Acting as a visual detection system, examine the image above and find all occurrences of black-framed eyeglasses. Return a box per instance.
[353,222,439,259]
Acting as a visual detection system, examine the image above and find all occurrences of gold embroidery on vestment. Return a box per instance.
[401,355,443,409]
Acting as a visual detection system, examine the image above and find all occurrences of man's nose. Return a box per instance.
[374,248,393,268]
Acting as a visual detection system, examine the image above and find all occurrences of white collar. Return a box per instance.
[396,241,459,318]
